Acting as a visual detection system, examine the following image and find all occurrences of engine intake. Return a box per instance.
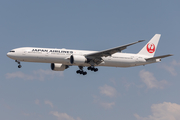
[51,63,68,71]
[70,55,87,65]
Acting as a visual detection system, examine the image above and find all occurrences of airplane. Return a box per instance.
[7,34,172,75]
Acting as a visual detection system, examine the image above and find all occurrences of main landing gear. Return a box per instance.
[76,66,87,75]
[87,66,98,72]
[76,66,99,75]
[15,60,22,68]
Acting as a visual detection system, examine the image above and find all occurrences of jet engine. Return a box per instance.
[70,55,87,64]
[51,63,68,71]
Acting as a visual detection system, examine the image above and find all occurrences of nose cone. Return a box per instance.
[7,52,10,57]
[7,50,17,60]
[7,52,14,59]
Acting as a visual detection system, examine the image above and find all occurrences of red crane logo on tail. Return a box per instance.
[147,43,155,53]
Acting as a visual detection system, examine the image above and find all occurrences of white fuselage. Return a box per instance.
[7,47,159,68]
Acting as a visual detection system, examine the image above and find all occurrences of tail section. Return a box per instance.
[138,34,161,57]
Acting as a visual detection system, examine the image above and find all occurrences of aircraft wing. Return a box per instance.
[145,54,173,61]
[85,40,145,59]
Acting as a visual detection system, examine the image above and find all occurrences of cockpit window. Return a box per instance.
[10,51,15,52]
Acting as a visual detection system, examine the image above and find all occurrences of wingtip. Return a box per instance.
[155,34,161,36]
[138,40,145,42]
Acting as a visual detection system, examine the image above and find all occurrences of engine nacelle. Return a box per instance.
[70,55,87,64]
[51,63,67,71]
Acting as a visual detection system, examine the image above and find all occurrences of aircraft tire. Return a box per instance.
[76,70,80,74]
[79,71,83,74]
[83,72,87,75]
[18,65,22,68]
[87,67,91,70]
[94,68,98,72]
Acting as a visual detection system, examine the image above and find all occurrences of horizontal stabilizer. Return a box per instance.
[145,54,173,61]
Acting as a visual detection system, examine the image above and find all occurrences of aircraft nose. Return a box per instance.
[7,52,11,57]
[7,52,14,58]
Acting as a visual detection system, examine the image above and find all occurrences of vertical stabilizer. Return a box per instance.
[138,34,161,57]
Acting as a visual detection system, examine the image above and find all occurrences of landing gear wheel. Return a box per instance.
[18,65,22,68]
[87,67,91,70]
[94,68,98,72]
[83,71,87,75]
[79,71,83,74]
[76,70,80,74]
[87,66,98,72]
[91,68,95,71]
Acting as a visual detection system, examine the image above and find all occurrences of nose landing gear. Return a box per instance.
[15,60,22,68]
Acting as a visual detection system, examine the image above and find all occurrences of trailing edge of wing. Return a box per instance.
[85,40,145,58]
[145,54,173,61]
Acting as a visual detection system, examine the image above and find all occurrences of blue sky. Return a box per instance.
[1,0,180,120]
